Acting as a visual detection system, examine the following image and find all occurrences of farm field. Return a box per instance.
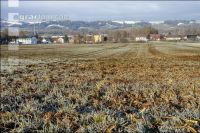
[1,42,200,132]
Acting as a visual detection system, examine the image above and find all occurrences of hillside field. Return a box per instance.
[1,42,200,132]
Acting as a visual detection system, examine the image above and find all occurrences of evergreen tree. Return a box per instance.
[64,34,69,43]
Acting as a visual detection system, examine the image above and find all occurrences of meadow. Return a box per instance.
[1,42,200,133]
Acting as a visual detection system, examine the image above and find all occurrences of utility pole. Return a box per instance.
[33,22,36,35]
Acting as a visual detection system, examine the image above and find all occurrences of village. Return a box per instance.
[4,33,200,45]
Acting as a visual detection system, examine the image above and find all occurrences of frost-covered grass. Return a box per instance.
[1,43,200,132]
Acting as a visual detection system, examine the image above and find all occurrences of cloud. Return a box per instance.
[148,3,160,11]
[1,1,200,21]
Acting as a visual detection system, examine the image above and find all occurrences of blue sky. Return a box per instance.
[1,1,200,21]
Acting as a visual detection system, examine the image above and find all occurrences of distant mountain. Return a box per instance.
[1,19,200,35]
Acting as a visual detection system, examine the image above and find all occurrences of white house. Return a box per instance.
[197,35,200,41]
[17,38,31,44]
[16,37,37,44]
[42,38,46,43]
[40,36,52,44]
[135,37,148,42]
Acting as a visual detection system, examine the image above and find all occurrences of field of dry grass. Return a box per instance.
[1,42,200,133]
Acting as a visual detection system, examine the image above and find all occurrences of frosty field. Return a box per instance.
[1,42,200,132]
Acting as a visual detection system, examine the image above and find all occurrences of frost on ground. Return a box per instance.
[1,57,44,73]
[0,42,200,133]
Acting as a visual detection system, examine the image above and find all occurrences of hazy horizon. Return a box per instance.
[1,1,200,21]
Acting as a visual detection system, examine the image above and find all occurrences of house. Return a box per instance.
[51,36,65,44]
[74,35,84,44]
[186,35,198,41]
[16,38,31,44]
[68,35,74,43]
[42,38,48,43]
[94,34,102,43]
[16,37,37,44]
[135,36,148,42]
[39,36,52,44]
[41,37,52,44]
[74,35,81,44]
[165,35,181,41]
[57,37,64,43]
[197,35,200,41]
[85,34,94,44]
[150,34,162,41]
[182,35,188,41]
